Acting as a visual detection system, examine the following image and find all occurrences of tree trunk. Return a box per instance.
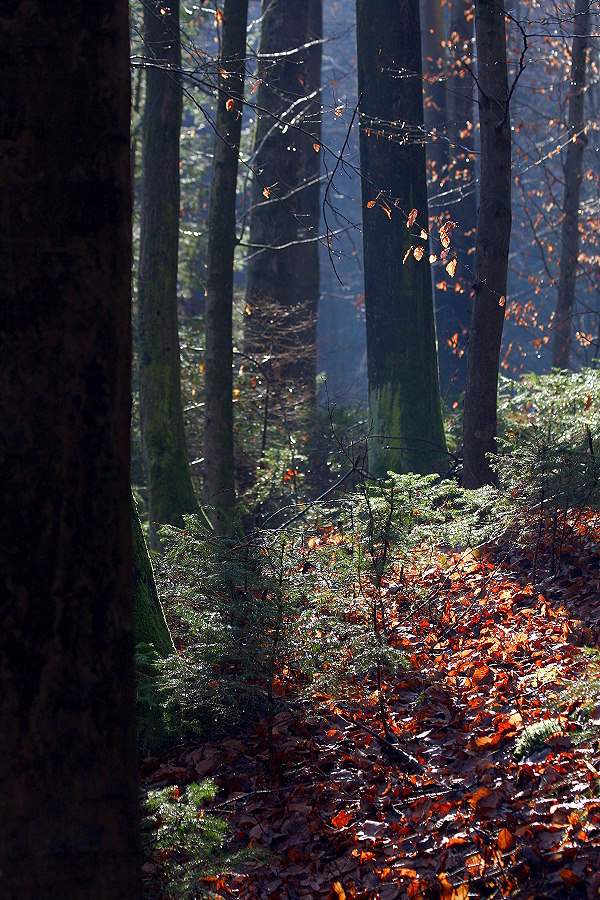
[133,496,175,657]
[356,0,448,477]
[204,0,249,530]
[0,3,140,895]
[437,0,478,397]
[292,0,323,411]
[421,0,448,186]
[138,0,197,545]
[552,0,590,369]
[244,0,311,403]
[462,0,512,488]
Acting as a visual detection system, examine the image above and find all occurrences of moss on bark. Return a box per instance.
[132,497,174,658]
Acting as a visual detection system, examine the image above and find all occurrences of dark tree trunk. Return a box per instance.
[292,0,323,411]
[244,0,311,402]
[356,0,447,477]
[0,3,140,895]
[437,0,478,397]
[138,0,197,544]
[552,0,590,369]
[204,0,249,530]
[462,0,512,488]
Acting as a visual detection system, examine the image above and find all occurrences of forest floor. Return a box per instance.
[141,515,600,899]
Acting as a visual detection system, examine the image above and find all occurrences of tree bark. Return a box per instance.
[0,3,140,895]
[435,0,478,397]
[204,0,249,530]
[244,0,311,403]
[138,0,197,544]
[356,0,448,477]
[462,0,512,488]
[552,0,590,369]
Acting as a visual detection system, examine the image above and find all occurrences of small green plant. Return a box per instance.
[495,368,600,581]
[142,780,251,896]
[556,648,600,744]
[514,718,563,759]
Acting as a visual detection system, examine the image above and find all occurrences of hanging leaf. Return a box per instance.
[439,220,457,249]
[407,208,418,228]
[382,205,391,219]
[446,258,457,277]
[420,229,428,240]
[262,187,270,199]
[429,254,437,264]
[499,295,506,307]
[413,245,424,261]
[367,200,376,209]
[225,98,234,111]
[403,246,413,264]
[313,142,321,153]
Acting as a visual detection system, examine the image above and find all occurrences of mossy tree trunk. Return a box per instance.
[462,0,512,488]
[204,0,249,530]
[133,496,175,657]
[138,0,197,545]
[552,0,590,369]
[437,0,478,397]
[0,2,140,894]
[244,0,312,404]
[356,0,448,477]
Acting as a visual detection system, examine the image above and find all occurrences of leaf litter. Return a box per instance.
[141,514,600,899]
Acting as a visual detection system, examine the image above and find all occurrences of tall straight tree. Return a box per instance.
[421,0,448,187]
[138,0,197,543]
[437,0,479,396]
[292,0,323,410]
[462,0,512,488]
[244,0,312,402]
[204,0,249,529]
[0,1,140,894]
[552,0,591,369]
[356,0,447,477]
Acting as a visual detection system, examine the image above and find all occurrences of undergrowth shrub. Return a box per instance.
[145,468,511,743]
[556,648,600,745]
[495,369,600,579]
[142,779,256,896]
[155,512,412,738]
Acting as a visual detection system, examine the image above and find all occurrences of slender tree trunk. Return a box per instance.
[138,0,197,545]
[292,0,323,410]
[244,1,311,402]
[437,0,478,396]
[204,0,249,530]
[0,3,140,894]
[421,0,448,186]
[356,0,447,477]
[462,0,512,488]
[552,0,590,369]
